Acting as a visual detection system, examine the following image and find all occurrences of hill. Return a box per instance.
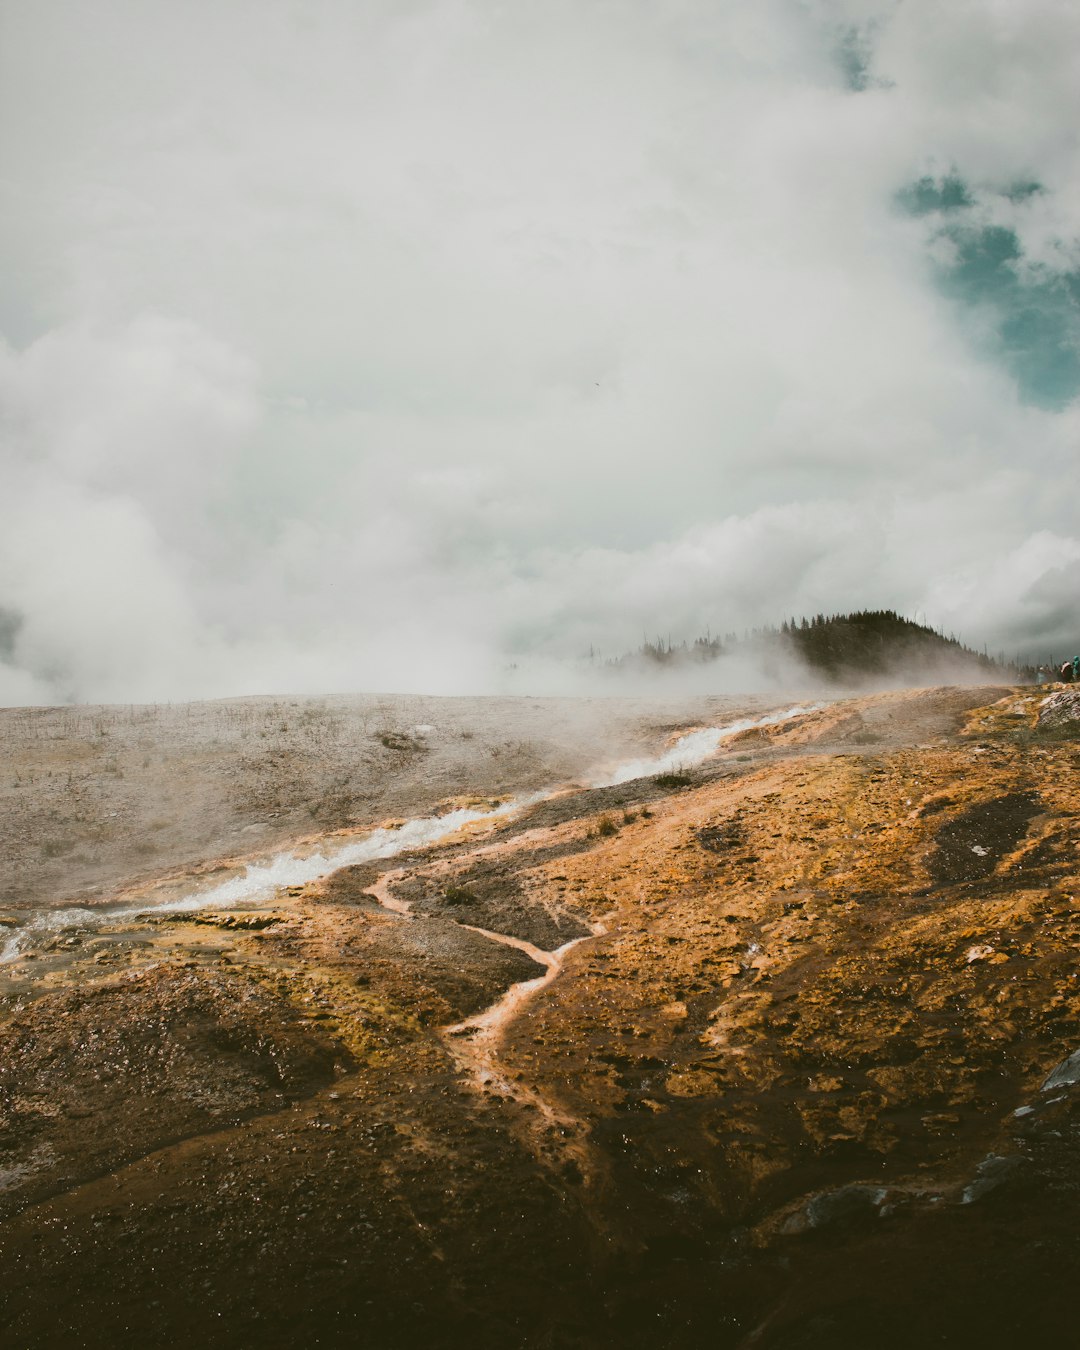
[781,608,1008,679]
[610,608,1020,684]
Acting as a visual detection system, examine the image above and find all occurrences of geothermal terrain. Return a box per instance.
[1,683,1079,1348]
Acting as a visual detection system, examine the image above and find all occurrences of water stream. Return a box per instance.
[1,701,819,965]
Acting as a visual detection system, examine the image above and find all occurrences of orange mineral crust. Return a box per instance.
[1,685,1078,1348]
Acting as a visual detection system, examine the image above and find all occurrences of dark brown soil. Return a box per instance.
[927,790,1042,887]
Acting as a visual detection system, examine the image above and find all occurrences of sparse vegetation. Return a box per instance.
[444,885,476,906]
[653,771,694,789]
[376,730,423,753]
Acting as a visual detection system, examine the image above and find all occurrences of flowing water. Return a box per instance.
[1,702,819,965]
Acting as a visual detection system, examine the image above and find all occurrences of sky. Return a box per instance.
[1,0,1078,704]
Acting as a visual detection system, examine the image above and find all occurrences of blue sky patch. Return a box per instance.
[899,175,1080,409]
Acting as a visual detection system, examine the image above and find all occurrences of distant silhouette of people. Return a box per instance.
[1073,655,1080,682]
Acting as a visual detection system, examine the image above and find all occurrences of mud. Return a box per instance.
[0,964,344,1218]
[926,790,1042,887]
[1,683,1079,1348]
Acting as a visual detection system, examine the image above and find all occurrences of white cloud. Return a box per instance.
[0,0,1077,703]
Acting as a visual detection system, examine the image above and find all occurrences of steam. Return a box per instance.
[1,2,1079,705]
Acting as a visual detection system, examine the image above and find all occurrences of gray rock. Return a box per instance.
[1041,1049,1080,1091]
[1037,688,1080,727]
[961,1153,1027,1204]
[803,1183,889,1230]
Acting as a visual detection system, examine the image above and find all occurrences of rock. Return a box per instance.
[786,1183,889,1234]
[1041,1048,1080,1091]
[961,1153,1027,1204]
[965,944,996,964]
[1037,688,1080,728]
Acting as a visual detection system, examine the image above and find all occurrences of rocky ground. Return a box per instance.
[1,683,1079,1348]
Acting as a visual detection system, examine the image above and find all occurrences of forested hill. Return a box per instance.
[782,610,1013,678]
[609,610,1021,683]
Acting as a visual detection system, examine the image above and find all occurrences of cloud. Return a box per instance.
[0,0,1078,703]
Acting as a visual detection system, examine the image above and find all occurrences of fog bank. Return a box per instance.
[2,2,1078,704]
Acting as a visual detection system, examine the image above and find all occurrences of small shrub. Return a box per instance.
[654,771,694,790]
[377,730,419,752]
[595,815,618,837]
[444,885,476,906]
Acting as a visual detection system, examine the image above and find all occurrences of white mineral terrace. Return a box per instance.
[1,702,819,963]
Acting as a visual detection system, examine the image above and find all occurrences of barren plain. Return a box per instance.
[1,683,1079,1348]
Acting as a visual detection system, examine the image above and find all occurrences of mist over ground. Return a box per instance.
[1,0,1078,705]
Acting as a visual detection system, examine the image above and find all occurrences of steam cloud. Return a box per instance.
[1,0,1078,704]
